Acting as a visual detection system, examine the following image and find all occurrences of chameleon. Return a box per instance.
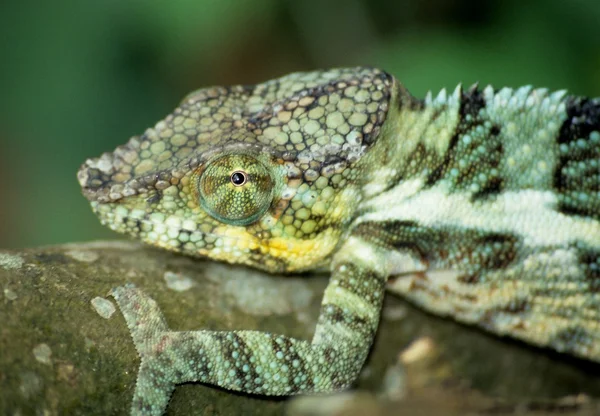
[77,67,600,415]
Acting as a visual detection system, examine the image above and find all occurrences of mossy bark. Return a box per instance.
[1,241,599,415]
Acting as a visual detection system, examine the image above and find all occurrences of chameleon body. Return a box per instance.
[78,67,600,415]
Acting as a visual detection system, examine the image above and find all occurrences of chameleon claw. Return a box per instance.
[111,284,170,354]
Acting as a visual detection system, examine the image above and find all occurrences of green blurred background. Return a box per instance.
[1,0,599,248]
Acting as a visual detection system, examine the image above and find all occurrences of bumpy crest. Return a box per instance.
[78,67,393,203]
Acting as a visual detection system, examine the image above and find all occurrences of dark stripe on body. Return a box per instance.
[421,86,506,200]
[556,97,600,147]
[579,248,600,292]
[454,232,520,284]
[425,86,486,186]
[353,220,521,284]
[554,96,600,219]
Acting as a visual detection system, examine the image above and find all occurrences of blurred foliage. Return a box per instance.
[0,0,599,248]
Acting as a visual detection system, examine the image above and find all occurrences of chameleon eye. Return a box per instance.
[230,171,247,186]
[199,154,274,226]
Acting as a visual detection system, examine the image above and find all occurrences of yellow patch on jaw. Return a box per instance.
[264,233,337,270]
[266,236,322,257]
[216,226,260,251]
[215,225,338,271]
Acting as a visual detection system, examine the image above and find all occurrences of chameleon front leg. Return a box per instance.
[111,236,391,415]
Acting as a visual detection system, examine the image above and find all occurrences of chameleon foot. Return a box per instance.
[111,285,177,415]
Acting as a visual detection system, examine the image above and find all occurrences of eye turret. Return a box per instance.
[198,154,274,226]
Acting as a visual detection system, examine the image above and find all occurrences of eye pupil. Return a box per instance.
[230,171,247,186]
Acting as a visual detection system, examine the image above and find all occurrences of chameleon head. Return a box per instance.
[78,67,394,272]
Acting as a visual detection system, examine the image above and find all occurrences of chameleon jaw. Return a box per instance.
[90,200,338,273]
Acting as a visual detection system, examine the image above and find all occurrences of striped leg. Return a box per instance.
[111,236,390,415]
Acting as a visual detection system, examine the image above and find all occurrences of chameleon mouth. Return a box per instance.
[77,146,142,203]
[89,201,329,272]
[90,201,257,254]
[91,199,335,272]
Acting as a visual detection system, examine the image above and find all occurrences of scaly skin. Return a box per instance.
[78,67,600,415]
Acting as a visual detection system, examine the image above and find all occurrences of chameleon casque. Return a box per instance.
[78,67,600,415]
